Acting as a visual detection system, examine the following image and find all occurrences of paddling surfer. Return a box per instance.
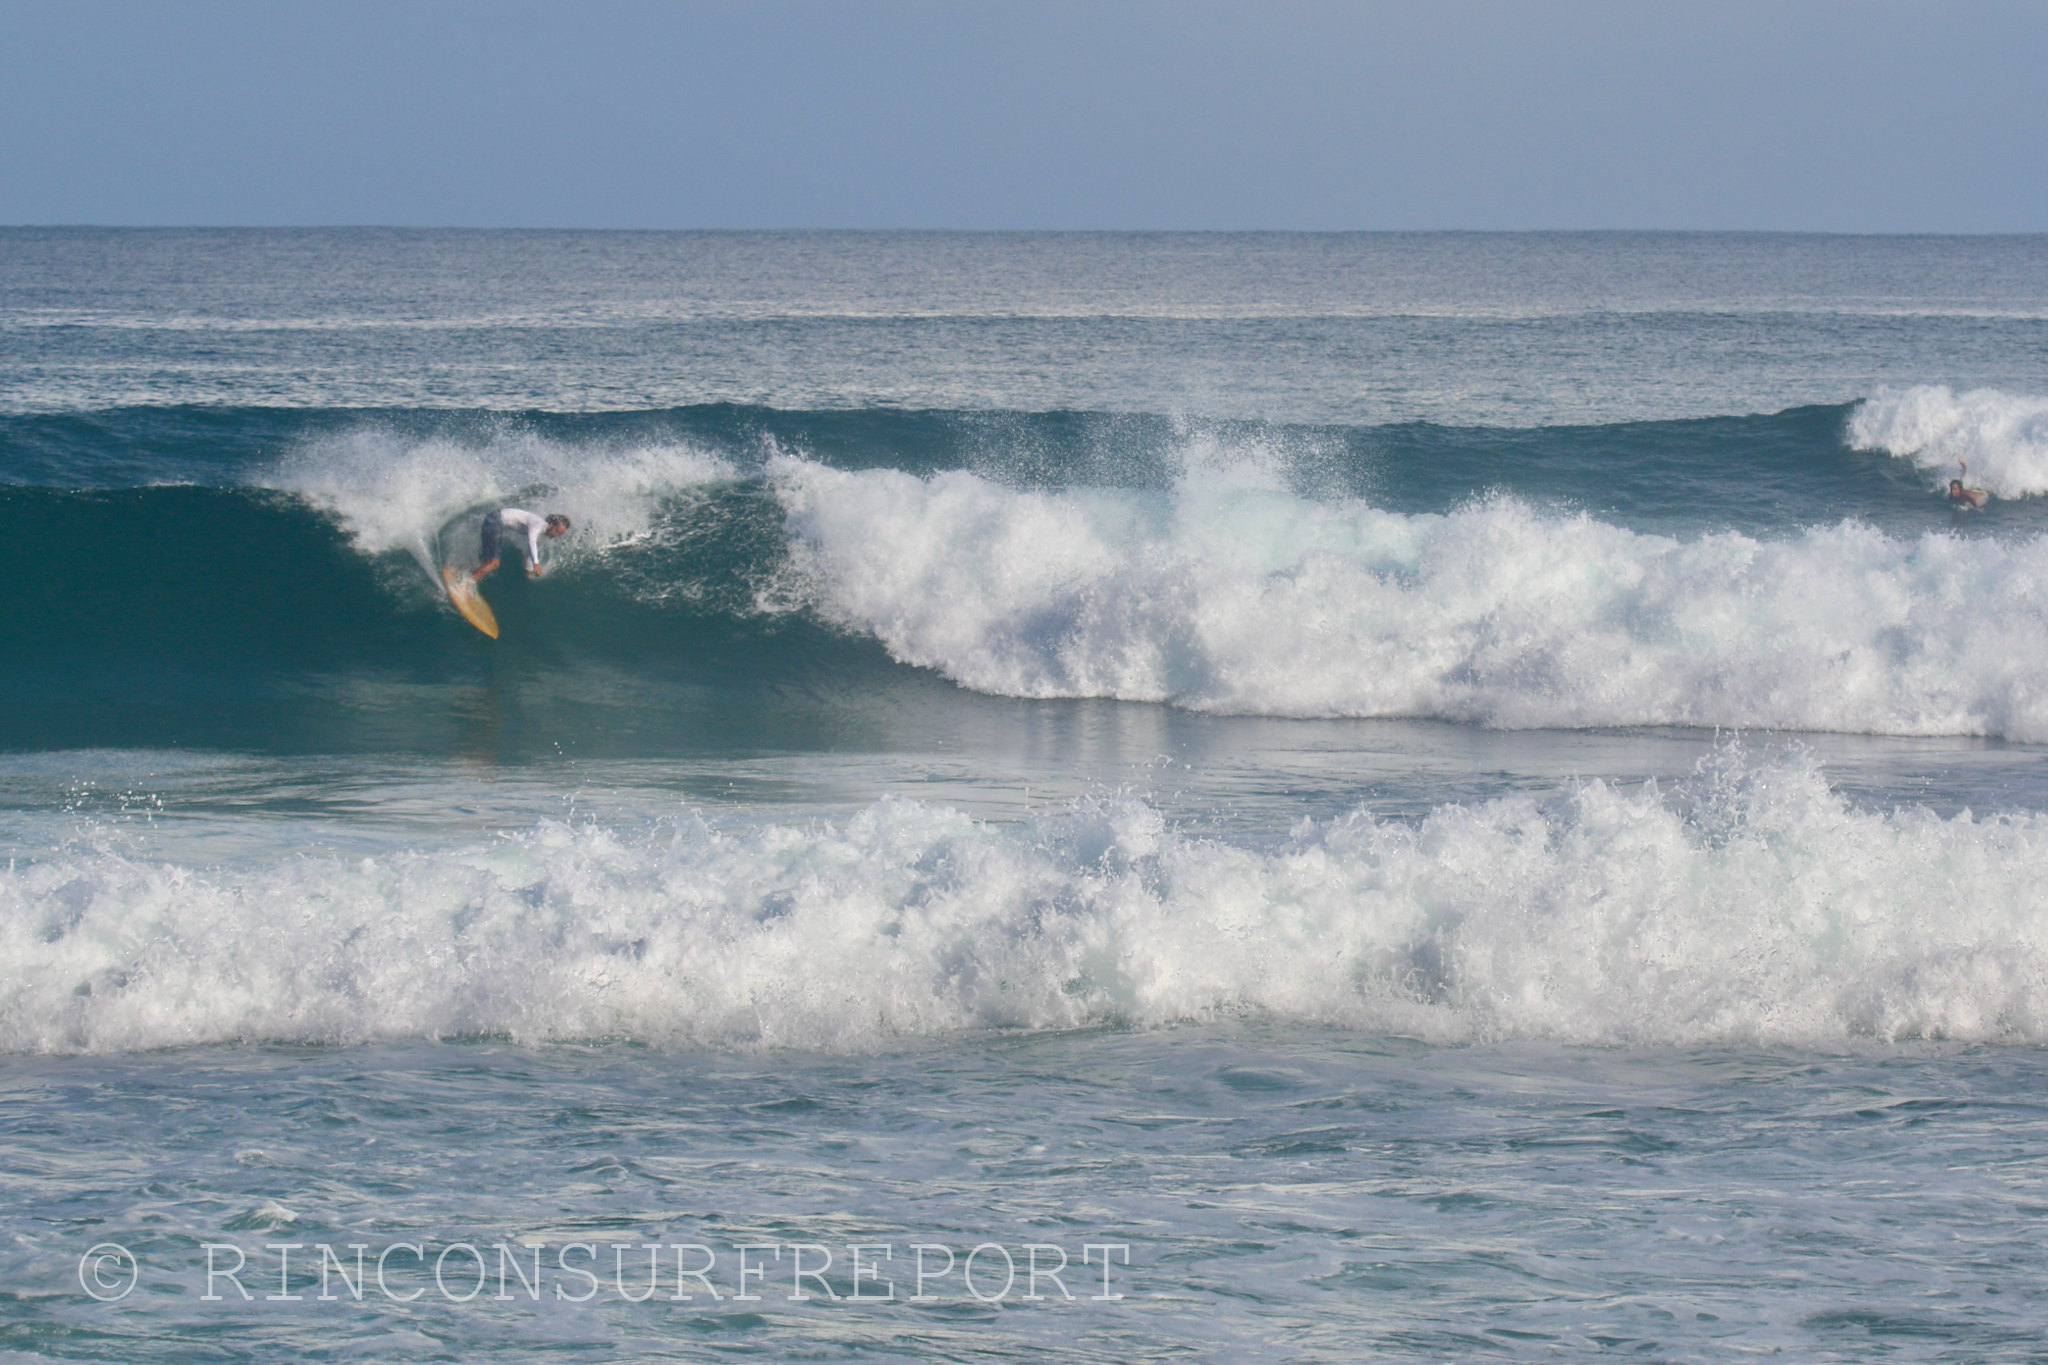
[472,508,570,581]
[1948,458,1989,509]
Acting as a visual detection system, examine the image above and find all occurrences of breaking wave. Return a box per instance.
[8,745,2047,1054]
[1851,385,2048,498]
[12,406,2048,751]
[775,456,2048,739]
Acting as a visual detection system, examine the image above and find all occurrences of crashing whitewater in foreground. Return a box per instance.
[10,742,2047,1054]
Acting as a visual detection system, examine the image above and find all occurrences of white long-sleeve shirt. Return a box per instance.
[498,508,550,569]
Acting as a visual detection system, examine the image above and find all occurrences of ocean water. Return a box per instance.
[7,229,2048,1360]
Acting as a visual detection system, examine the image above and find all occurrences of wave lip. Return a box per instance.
[1851,385,2048,498]
[774,456,2048,739]
[7,745,2047,1055]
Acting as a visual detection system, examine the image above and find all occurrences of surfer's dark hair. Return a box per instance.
[546,514,571,531]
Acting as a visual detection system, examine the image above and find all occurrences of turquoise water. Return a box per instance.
[7,229,2048,1360]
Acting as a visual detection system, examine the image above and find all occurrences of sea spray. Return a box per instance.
[259,425,736,576]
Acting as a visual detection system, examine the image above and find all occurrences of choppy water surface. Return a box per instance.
[6,229,2048,1360]
[10,1035,2048,1362]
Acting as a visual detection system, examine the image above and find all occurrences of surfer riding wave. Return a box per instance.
[473,508,570,581]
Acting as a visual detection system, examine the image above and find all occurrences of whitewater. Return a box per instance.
[775,450,2048,737]
[8,229,2048,1362]
[13,742,2048,1056]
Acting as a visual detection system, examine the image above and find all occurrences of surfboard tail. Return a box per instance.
[441,565,500,638]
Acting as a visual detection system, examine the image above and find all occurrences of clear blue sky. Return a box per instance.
[4,0,2043,231]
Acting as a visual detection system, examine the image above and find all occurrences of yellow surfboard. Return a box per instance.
[441,565,500,639]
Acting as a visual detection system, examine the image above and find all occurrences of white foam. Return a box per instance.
[772,454,2048,739]
[1850,385,2048,498]
[7,746,2047,1054]
[260,427,735,577]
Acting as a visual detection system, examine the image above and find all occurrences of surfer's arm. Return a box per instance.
[525,523,546,576]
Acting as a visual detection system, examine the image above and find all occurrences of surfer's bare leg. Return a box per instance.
[471,558,500,582]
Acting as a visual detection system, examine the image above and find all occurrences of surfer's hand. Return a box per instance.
[528,567,542,579]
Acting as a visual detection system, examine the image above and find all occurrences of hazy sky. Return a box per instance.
[4,0,2044,231]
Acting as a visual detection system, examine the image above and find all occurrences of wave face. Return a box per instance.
[7,744,2046,1054]
[10,402,2048,751]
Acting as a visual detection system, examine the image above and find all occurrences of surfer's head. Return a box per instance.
[1949,480,1966,497]
[545,514,571,537]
